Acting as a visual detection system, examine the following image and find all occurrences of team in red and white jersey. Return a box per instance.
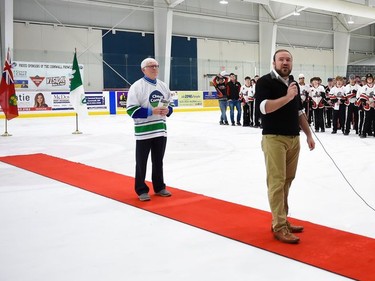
[298,74,312,124]
[329,76,346,134]
[357,73,375,138]
[343,75,360,135]
[309,77,326,132]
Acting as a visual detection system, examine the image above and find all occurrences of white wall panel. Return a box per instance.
[14,22,103,91]
[173,15,259,42]
[197,39,258,90]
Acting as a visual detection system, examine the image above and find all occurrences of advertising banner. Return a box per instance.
[203,91,219,107]
[12,91,108,112]
[12,61,84,91]
[176,91,203,107]
[117,91,128,108]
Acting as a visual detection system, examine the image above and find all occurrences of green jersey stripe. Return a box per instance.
[135,122,166,134]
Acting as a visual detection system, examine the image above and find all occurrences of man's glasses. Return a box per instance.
[145,65,159,69]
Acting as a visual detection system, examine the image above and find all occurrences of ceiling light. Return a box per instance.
[219,0,228,4]
[348,16,354,24]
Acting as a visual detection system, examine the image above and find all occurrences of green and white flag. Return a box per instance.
[69,51,88,117]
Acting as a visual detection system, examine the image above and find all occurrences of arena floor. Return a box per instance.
[1,110,374,281]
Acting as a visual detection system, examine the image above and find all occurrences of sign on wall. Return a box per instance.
[14,91,108,112]
[12,61,84,91]
[177,91,203,107]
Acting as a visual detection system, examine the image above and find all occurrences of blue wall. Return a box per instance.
[102,31,197,91]
[170,36,198,91]
[102,31,154,89]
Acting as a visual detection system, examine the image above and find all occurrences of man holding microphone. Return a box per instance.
[255,49,315,244]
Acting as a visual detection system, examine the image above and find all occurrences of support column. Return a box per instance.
[259,6,277,76]
[153,2,173,87]
[0,0,13,65]
[333,18,350,77]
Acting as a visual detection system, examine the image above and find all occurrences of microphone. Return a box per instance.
[288,75,294,86]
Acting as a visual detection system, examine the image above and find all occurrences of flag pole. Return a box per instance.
[1,119,12,137]
[72,113,82,134]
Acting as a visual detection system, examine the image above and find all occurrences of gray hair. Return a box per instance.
[141,58,158,69]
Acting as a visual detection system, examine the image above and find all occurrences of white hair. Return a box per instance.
[141,58,158,69]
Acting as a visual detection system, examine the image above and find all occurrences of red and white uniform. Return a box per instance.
[357,84,375,111]
[329,86,346,110]
[309,85,325,109]
[240,85,252,103]
[344,83,359,106]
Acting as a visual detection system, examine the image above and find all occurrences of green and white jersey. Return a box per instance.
[127,76,172,140]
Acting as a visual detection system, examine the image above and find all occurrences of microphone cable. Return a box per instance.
[300,91,375,213]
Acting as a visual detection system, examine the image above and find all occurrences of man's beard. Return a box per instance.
[275,66,291,78]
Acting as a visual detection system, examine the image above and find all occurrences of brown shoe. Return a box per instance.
[273,228,300,244]
[271,224,304,233]
[288,224,304,233]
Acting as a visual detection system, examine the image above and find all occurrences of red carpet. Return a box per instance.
[1,153,374,281]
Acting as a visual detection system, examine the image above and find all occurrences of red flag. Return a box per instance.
[0,49,18,120]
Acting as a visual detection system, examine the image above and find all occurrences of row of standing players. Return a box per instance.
[212,72,375,138]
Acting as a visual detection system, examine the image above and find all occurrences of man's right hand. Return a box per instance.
[286,82,298,101]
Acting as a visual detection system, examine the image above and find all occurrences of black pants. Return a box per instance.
[242,103,250,126]
[325,107,333,128]
[344,103,358,134]
[333,105,346,132]
[359,110,365,135]
[249,101,254,125]
[352,105,359,133]
[362,109,375,136]
[313,108,325,131]
[135,137,167,195]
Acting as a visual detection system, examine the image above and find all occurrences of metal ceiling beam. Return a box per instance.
[169,0,185,8]
[274,6,307,22]
[269,0,375,19]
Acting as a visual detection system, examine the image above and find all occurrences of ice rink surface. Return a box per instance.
[1,110,374,281]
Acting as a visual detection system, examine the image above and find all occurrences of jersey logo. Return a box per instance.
[149,90,164,108]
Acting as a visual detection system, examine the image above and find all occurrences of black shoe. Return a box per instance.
[344,132,349,135]
[219,121,224,125]
[236,122,241,126]
[321,129,325,132]
[360,134,366,138]
[224,121,229,125]
[231,123,235,126]
[331,130,337,134]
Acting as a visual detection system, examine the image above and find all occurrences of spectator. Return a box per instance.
[226,73,242,126]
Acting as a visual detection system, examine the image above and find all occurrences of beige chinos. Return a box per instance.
[261,134,300,232]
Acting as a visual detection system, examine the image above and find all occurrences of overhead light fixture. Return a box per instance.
[219,0,228,4]
[348,16,354,24]
[293,7,300,16]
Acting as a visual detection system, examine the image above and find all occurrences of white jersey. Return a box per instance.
[329,86,345,110]
[358,84,375,110]
[309,85,325,109]
[127,76,172,140]
[240,85,252,102]
[299,83,309,102]
[344,83,359,104]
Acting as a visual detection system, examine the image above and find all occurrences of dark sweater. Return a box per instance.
[255,71,303,136]
[226,80,241,100]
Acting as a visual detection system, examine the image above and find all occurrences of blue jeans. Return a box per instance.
[219,99,228,122]
[228,99,242,124]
